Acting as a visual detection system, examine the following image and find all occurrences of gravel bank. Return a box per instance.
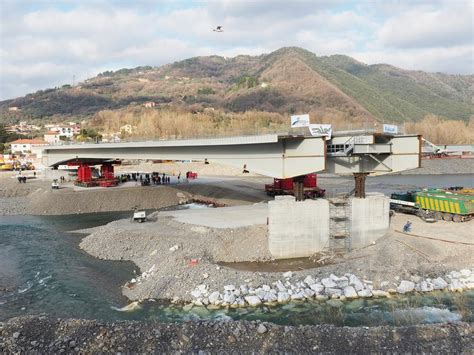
[0,170,264,216]
[79,214,272,301]
[1,316,472,353]
[79,206,474,304]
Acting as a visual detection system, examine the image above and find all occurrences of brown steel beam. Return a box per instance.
[353,172,369,198]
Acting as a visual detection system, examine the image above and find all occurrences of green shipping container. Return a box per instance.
[414,189,474,216]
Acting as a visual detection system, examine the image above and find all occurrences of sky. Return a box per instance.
[0,0,472,100]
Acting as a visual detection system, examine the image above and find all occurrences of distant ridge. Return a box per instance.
[1,47,472,124]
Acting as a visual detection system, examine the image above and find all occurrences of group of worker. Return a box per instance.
[150,172,172,185]
[119,172,173,185]
[16,171,36,183]
[119,170,198,186]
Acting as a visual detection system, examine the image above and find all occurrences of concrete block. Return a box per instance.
[350,193,389,248]
[268,197,329,259]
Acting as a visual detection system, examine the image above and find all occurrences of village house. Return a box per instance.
[10,139,48,155]
[49,124,81,139]
[44,131,61,144]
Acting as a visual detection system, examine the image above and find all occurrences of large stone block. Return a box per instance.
[268,196,329,259]
[350,193,389,248]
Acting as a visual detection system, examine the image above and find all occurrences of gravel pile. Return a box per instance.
[1,316,472,353]
[79,215,272,302]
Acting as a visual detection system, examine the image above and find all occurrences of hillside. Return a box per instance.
[1,47,472,124]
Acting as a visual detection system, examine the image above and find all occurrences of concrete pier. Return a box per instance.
[350,193,390,249]
[268,193,390,259]
[268,196,330,259]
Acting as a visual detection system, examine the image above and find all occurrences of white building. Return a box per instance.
[50,124,81,139]
[10,139,48,154]
[44,131,61,144]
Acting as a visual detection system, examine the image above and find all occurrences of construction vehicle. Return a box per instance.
[51,179,59,189]
[0,163,13,171]
[390,187,474,222]
[265,173,325,199]
[131,207,146,223]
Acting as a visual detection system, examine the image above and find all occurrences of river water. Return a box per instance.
[1,210,473,326]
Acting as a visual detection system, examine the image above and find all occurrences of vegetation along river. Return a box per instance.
[0,211,472,326]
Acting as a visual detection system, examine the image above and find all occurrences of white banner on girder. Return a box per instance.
[290,114,310,127]
[308,124,332,138]
[383,124,398,134]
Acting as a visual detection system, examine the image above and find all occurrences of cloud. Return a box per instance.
[0,0,472,100]
[377,1,473,49]
[351,45,473,74]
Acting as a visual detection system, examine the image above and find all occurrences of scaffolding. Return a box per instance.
[328,197,352,252]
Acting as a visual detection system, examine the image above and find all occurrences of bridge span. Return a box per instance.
[42,132,421,179]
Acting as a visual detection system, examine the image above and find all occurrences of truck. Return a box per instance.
[265,173,325,199]
[390,187,474,222]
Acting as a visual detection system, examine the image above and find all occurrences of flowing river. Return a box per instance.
[0,211,472,326]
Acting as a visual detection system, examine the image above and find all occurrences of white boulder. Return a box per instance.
[325,288,342,297]
[223,292,236,304]
[245,295,262,307]
[397,280,415,294]
[419,281,434,292]
[449,279,464,292]
[357,289,373,298]
[277,291,291,303]
[290,291,305,300]
[304,275,316,285]
[310,283,324,294]
[191,290,202,298]
[343,286,358,299]
[349,275,364,291]
[432,277,448,290]
[321,278,337,288]
[208,291,220,304]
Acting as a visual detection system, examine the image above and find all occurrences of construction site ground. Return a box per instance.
[78,203,473,303]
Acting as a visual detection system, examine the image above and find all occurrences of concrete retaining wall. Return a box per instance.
[350,193,390,249]
[268,196,329,259]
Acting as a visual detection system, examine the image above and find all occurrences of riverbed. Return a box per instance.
[1,211,472,327]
